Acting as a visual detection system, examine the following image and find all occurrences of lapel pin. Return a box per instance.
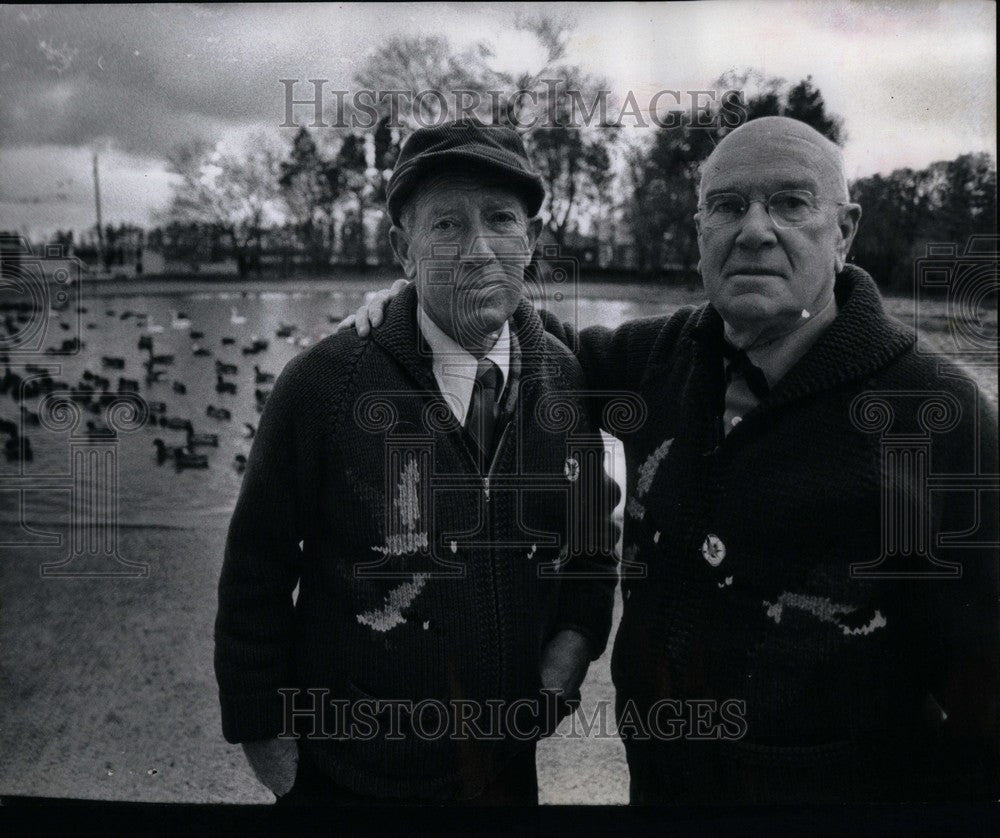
[701,534,726,567]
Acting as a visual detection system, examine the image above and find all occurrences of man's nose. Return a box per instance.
[461,222,497,260]
[734,200,778,248]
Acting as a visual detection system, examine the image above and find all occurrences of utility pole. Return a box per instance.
[92,152,105,270]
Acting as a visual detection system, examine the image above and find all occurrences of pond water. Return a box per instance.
[1,277,707,533]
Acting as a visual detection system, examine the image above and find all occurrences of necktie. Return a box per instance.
[721,340,770,401]
[466,358,502,463]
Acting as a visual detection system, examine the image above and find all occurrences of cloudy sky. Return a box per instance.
[0,1,995,237]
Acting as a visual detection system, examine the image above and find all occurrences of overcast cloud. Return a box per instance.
[0,1,994,236]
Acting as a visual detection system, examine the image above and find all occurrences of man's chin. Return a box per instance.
[718,292,781,328]
[468,305,512,337]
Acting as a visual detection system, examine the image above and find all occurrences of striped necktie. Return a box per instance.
[465,357,502,463]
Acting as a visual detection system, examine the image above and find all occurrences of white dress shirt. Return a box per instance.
[417,306,510,427]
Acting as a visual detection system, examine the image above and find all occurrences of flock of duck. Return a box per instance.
[0,296,329,474]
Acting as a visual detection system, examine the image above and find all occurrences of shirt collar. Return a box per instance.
[733,296,839,388]
[417,305,510,425]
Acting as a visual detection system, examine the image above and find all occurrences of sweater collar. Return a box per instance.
[739,295,839,389]
[691,265,915,409]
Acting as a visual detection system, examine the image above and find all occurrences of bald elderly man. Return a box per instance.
[348,116,998,803]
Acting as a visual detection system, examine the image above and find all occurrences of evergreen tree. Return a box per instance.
[278,126,341,272]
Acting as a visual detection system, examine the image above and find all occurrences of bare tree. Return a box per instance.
[163,135,282,276]
[526,65,617,246]
[352,35,497,127]
[353,17,623,253]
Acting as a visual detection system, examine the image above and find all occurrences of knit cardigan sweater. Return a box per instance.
[214,284,619,801]
[542,266,998,803]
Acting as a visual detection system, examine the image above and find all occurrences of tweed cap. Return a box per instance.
[385,118,545,225]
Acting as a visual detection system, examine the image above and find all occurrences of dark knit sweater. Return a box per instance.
[214,284,619,801]
[542,266,998,802]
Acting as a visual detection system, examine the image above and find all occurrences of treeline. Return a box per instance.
[850,153,996,291]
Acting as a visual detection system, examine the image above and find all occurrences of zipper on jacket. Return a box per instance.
[483,418,513,707]
[482,421,512,502]
[449,407,513,705]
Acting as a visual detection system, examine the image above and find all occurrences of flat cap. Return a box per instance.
[385,118,545,225]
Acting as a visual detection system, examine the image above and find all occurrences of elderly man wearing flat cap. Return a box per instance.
[214,118,619,804]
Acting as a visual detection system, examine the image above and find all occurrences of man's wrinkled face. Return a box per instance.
[390,171,541,351]
[694,124,860,338]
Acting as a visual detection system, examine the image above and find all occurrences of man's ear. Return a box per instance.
[389,225,417,279]
[693,212,704,275]
[835,203,862,271]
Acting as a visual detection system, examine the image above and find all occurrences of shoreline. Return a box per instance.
[72,273,705,305]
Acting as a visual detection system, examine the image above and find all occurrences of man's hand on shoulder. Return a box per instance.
[242,737,299,797]
[334,278,411,337]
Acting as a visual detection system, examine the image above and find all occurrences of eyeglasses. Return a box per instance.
[698,189,846,230]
